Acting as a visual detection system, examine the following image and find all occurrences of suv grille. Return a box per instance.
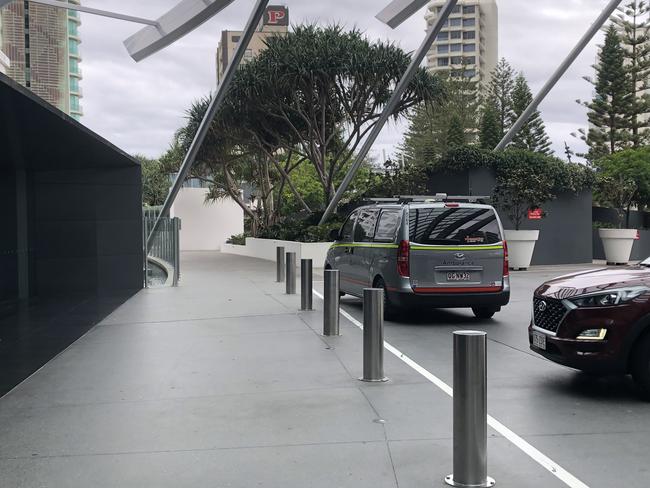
[533,297,567,333]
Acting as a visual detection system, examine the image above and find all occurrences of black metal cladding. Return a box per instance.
[533,297,567,333]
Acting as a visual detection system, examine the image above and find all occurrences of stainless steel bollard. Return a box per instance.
[300,259,313,310]
[445,331,495,488]
[276,246,285,282]
[359,288,387,382]
[285,252,296,294]
[323,269,340,336]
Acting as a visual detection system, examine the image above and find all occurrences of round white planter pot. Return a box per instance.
[598,228,637,265]
[504,230,539,270]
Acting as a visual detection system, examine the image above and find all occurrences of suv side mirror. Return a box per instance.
[329,229,340,241]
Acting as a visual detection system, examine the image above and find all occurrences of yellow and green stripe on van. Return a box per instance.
[330,243,503,251]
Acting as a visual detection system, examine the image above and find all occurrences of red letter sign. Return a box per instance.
[266,8,286,25]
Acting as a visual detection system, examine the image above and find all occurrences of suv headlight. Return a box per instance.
[568,286,649,307]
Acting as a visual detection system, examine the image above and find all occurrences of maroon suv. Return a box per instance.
[529,263,650,396]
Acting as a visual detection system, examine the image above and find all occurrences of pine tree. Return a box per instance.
[612,0,650,147]
[398,105,438,166]
[510,73,553,155]
[479,101,501,150]
[578,25,632,160]
[486,58,516,137]
[447,114,465,148]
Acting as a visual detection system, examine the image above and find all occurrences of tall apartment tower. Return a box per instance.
[216,5,289,84]
[425,0,498,86]
[0,0,82,118]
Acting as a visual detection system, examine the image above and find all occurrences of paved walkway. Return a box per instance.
[0,252,563,487]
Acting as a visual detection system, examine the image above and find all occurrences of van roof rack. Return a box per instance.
[396,194,491,204]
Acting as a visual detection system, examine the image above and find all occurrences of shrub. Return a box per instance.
[226,233,248,245]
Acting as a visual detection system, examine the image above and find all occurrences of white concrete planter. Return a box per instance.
[504,230,539,270]
[598,228,637,265]
[221,238,332,268]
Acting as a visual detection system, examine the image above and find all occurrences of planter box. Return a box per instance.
[221,238,332,268]
[598,228,637,265]
[505,230,539,270]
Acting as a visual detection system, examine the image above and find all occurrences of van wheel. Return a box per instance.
[472,306,497,319]
[374,277,399,321]
[631,333,650,399]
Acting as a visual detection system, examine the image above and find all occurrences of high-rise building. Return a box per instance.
[425,0,498,86]
[216,5,289,84]
[0,0,82,118]
[0,48,9,74]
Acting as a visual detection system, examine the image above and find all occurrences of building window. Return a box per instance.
[464,56,476,65]
[437,32,449,41]
[463,44,476,52]
[438,58,449,67]
[450,18,462,27]
[69,40,79,55]
[463,5,476,14]
[463,31,476,40]
[450,56,463,65]
[464,69,476,78]
[463,18,476,27]
[231,35,241,43]
[71,95,80,111]
[68,20,78,36]
[450,43,462,52]
[450,30,462,40]
[244,49,253,59]
[70,58,79,73]
[437,45,449,54]
[70,77,79,92]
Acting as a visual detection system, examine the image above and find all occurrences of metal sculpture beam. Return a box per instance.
[319,0,458,225]
[495,0,623,150]
[124,0,238,62]
[376,0,431,29]
[146,0,270,251]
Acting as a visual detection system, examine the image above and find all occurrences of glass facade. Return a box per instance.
[67,0,82,119]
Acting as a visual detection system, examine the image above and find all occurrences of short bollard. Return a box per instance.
[359,288,387,382]
[323,269,340,336]
[276,246,285,282]
[285,252,296,295]
[445,331,495,488]
[300,259,313,310]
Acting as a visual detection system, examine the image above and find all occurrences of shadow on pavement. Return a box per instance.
[540,371,645,402]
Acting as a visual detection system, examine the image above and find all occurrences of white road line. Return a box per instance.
[313,290,589,488]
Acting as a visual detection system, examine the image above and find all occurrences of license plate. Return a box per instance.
[532,331,547,350]
[447,272,471,281]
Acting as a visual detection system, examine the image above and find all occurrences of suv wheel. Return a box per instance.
[631,333,650,398]
[472,306,498,319]
[374,277,399,321]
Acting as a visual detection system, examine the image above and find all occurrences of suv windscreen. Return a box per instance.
[409,207,502,245]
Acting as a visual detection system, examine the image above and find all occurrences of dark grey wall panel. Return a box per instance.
[0,171,18,302]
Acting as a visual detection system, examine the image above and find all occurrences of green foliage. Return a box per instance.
[578,25,632,160]
[227,234,248,245]
[612,1,650,147]
[510,74,552,155]
[479,101,501,150]
[437,146,595,229]
[258,213,346,243]
[137,154,171,207]
[486,58,516,137]
[595,146,650,226]
[354,159,428,202]
[447,115,465,148]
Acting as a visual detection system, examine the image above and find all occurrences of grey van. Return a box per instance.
[325,195,510,318]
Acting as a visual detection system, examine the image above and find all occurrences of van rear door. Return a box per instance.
[407,206,504,293]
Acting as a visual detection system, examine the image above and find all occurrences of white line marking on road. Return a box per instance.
[313,290,589,488]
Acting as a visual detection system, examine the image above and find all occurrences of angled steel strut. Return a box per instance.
[319,0,459,225]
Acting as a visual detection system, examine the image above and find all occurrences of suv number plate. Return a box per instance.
[532,331,547,350]
[447,272,471,281]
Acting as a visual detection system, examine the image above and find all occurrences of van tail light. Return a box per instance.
[503,241,510,277]
[397,240,410,277]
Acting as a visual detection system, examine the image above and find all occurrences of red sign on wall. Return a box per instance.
[265,6,289,26]
[528,208,543,220]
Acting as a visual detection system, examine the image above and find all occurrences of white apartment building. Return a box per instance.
[0,49,9,75]
[425,0,498,86]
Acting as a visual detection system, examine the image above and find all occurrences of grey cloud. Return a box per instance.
[77,0,613,159]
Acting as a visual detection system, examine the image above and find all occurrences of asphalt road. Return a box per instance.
[326,264,650,488]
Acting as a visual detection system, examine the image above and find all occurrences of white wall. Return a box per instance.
[171,188,243,251]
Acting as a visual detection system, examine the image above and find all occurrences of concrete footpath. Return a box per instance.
[0,252,564,487]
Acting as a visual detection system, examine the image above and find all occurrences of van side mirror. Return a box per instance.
[329,229,341,241]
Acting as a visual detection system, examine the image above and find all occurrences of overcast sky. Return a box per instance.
[77,0,609,161]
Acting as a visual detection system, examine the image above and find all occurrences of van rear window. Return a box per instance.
[409,207,502,245]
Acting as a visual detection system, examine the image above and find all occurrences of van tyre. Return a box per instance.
[631,333,650,399]
[472,306,498,319]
